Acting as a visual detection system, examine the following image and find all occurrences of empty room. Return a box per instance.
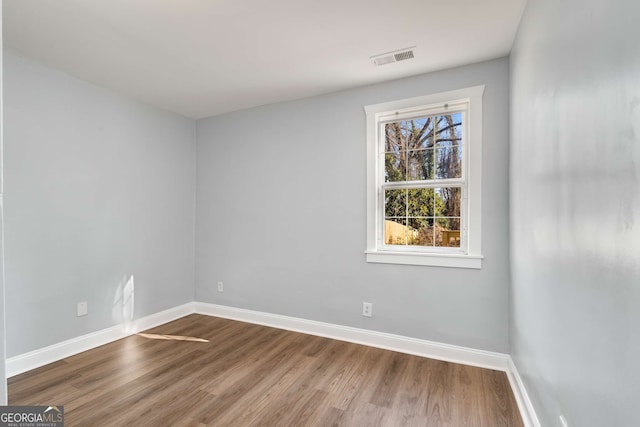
[0,0,638,426]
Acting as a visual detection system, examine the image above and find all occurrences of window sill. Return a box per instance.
[365,250,483,269]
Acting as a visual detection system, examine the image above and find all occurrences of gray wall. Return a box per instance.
[3,50,197,357]
[510,0,640,426]
[196,58,511,352]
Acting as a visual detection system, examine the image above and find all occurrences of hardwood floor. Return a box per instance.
[9,314,524,426]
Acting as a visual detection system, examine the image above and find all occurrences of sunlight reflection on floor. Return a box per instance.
[137,333,209,343]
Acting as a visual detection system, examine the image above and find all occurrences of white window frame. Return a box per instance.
[365,86,484,269]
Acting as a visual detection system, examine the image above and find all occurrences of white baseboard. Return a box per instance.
[506,356,541,427]
[192,302,510,372]
[6,303,194,377]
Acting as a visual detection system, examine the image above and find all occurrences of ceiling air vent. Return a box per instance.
[371,46,416,66]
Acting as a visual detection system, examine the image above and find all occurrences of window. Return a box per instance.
[365,86,484,268]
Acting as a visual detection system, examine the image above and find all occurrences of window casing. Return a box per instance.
[365,86,484,269]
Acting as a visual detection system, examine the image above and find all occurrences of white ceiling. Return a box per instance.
[3,0,526,119]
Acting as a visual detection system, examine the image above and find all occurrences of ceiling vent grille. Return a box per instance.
[371,46,416,66]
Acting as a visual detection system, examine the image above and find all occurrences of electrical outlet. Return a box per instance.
[76,301,88,317]
[362,302,373,317]
[217,281,224,292]
[559,415,568,427]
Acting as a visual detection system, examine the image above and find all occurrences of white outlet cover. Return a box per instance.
[362,302,373,317]
[217,281,224,292]
[76,301,88,317]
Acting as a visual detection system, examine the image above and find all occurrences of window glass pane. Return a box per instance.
[435,145,462,179]
[436,113,463,147]
[385,152,406,182]
[434,187,461,217]
[407,188,434,217]
[412,117,436,150]
[385,218,407,245]
[435,218,461,247]
[385,118,436,150]
[384,122,406,153]
[385,189,406,217]
[407,149,434,180]
[407,218,434,246]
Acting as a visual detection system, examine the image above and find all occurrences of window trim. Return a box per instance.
[364,86,484,269]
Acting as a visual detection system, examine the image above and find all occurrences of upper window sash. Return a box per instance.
[377,111,468,186]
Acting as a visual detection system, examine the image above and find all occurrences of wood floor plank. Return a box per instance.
[320,344,370,410]
[193,333,314,424]
[481,368,524,427]
[199,327,292,395]
[424,358,456,425]
[212,354,318,426]
[450,363,485,427]
[8,314,524,427]
[386,355,430,426]
[339,345,394,410]
[369,350,410,408]
[314,405,347,427]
